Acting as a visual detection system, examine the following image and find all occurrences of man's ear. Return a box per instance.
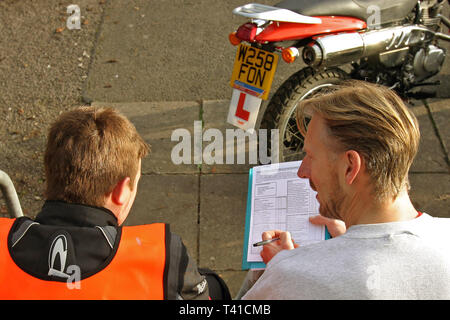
[110,177,131,205]
[343,150,362,185]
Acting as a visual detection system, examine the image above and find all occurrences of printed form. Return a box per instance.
[247,161,325,263]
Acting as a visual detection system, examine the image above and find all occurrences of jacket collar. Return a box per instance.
[35,200,118,227]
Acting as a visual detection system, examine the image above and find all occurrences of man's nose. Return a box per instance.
[297,160,310,179]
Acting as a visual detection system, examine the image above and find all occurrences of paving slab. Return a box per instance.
[409,102,449,173]
[125,174,200,261]
[92,101,200,174]
[425,98,450,162]
[409,173,450,218]
[199,173,248,270]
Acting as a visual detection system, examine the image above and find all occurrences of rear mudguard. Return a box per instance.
[255,16,367,42]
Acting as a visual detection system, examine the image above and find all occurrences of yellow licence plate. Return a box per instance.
[230,43,278,100]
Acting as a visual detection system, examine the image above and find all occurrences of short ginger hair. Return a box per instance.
[44,106,149,207]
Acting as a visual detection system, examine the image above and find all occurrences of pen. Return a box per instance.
[253,237,281,247]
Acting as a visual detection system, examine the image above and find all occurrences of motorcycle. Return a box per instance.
[227,0,450,163]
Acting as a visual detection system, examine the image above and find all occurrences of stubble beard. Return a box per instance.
[311,176,346,221]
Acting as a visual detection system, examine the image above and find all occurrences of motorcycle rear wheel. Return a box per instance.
[260,67,348,163]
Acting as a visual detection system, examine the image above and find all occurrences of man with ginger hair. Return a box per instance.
[238,81,450,299]
[0,107,229,300]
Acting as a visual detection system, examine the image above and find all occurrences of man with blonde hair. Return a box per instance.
[239,81,450,299]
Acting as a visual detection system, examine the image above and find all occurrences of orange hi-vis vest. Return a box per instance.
[0,218,168,300]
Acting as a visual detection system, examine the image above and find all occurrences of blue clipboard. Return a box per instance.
[242,167,331,270]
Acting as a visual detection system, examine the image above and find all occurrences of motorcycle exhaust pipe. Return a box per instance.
[302,26,435,67]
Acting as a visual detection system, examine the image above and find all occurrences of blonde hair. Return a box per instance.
[296,80,420,200]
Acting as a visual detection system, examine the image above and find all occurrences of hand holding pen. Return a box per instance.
[253,237,281,247]
[254,230,299,264]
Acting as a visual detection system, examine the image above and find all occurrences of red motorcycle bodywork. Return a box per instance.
[249,16,367,43]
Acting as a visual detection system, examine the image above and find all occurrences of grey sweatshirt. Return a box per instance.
[241,213,450,299]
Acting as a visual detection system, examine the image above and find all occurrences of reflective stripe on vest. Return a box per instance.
[0,217,168,299]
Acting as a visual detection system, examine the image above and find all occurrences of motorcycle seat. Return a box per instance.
[275,0,418,26]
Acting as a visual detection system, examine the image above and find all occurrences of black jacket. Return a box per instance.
[7,200,209,300]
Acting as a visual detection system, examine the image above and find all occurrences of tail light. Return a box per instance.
[282,47,299,63]
[236,22,258,42]
[229,32,242,46]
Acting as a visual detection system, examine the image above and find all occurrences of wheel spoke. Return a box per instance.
[283,150,305,162]
[285,121,304,143]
